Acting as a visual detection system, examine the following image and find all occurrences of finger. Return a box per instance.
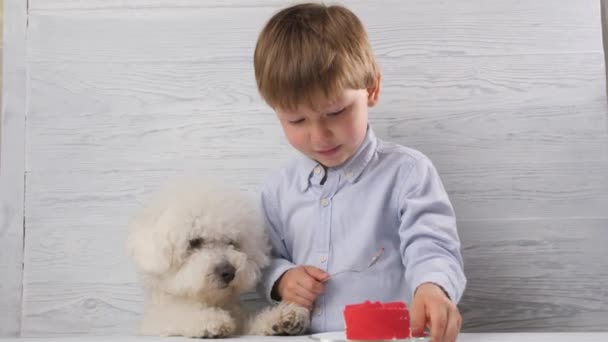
[300,275,325,295]
[409,300,427,337]
[303,266,330,282]
[294,294,314,311]
[429,305,448,342]
[295,283,318,303]
[284,292,313,310]
[444,307,461,342]
[278,269,302,297]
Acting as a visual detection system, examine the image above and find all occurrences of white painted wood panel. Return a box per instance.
[1,0,606,336]
[21,159,608,226]
[459,218,608,331]
[26,54,606,115]
[0,0,27,337]
[27,0,602,57]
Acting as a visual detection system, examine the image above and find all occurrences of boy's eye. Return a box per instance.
[188,238,204,249]
[289,118,305,124]
[328,108,345,116]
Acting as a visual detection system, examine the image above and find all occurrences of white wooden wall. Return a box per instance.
[1,0,607,337]
[1,0,26,337]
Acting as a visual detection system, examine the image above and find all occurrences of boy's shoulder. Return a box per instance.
[260,155,310,196]
[375,138,435,174]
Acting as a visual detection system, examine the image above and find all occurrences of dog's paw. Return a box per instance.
[171,309,236,338]
[198,312,237,338]
[270,303,310,336]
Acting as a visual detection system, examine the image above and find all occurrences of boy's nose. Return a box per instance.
[310,124,333,145]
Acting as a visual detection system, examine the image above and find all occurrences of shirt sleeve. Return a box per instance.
[397,155,467,303]
[258,181,296,303]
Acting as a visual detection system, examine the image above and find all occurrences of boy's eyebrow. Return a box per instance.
[322,98,348,112]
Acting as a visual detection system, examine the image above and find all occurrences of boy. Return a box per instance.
[253,3,466,341]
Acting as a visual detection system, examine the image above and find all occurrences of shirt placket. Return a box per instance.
[314,169,340,330]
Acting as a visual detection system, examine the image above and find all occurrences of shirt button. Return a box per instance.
[346,171,354,179]
[313,307,323,316]
[320,198,330,207]
[314,166,322,175]
[320,255,328,263]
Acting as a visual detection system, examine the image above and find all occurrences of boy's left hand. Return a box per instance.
[410,282,461,342]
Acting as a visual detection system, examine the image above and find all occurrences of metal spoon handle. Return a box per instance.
[325,247,384,281]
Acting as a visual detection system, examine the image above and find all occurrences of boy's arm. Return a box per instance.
[259,184,296,303]
[397,155,467,303]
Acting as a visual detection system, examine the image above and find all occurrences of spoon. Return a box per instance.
[323,247,384,281]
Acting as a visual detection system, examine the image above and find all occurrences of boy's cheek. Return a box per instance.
[282,128,308,151]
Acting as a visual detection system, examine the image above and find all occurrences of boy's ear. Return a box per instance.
[367,73,382,107]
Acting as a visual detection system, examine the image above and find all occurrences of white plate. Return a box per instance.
[309,331,431,342]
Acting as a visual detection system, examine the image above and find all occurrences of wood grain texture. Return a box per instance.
[0,0,27,336]
[603,0,608,91]
[27,0,602,65]
[11,0,608,336]
[25,56,608,220]
[459,218,608,332]
[25,53,606,118]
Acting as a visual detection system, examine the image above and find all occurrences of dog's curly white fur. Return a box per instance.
[126,179,310,337]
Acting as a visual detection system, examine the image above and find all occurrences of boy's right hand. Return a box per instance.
[275,266,329,310]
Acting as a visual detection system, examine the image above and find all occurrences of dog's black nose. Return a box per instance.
[215,262,236,284]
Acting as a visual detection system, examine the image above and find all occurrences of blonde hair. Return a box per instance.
[254,2,379,111]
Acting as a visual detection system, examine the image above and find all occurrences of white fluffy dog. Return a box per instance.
[126,179,309,337]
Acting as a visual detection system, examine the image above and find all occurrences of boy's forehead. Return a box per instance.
[280,90,349,114]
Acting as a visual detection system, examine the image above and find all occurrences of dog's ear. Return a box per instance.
[244,221,272,271]
[250,240,271,271]
[126,207,175,275]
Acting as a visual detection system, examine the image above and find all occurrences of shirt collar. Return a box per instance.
[298,125,378,192]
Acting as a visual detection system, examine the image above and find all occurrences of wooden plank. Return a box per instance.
[19,172,608,333]
[443,160,608,220]
[459,218,608,332]
[27,163,608,284]
[0,0,27,337]
[21,216,608,333]
[27,100,608,174]
[19,160,608,251]
[26,0,601,64]
[603,0,608,94]
[22,282,142,336]
[25,53,605,116]
[0,0,3,148]
[22,284,264,336]
[25,54,607,171]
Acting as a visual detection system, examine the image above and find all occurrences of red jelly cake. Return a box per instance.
[343,300,410,340]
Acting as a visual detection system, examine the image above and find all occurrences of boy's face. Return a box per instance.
[274,82,380,168]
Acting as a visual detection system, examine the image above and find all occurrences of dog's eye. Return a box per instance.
[188,238,204,249]
[228,240,239,249]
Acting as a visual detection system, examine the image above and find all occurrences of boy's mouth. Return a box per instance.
[316,145,341,156]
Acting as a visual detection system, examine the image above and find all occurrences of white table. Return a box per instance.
[2,333,607,341]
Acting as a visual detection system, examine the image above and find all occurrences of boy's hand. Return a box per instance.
[410,282,461,342]
[275,266,329,310]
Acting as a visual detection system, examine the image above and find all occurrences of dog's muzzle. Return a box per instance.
[214,261,236,284]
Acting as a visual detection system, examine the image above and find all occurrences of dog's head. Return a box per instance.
[126,179,270,304]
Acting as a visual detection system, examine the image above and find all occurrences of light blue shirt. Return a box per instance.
[259,126,466,333]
